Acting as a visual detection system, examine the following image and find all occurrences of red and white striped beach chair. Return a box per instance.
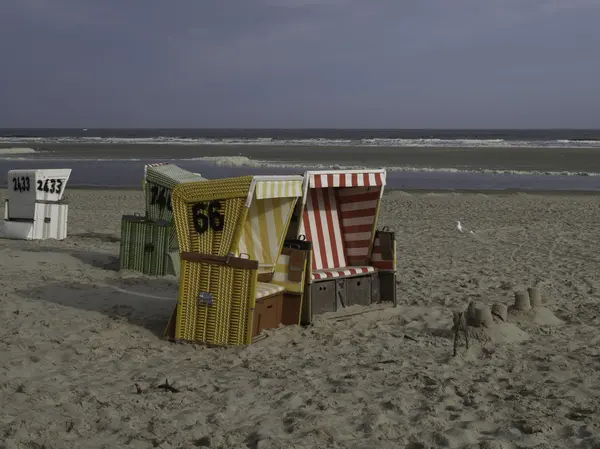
[293,169,397,323]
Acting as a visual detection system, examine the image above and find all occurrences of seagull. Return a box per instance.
[456,221,476,234]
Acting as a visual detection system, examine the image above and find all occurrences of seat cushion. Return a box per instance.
[311,266,375,280]
[255,282,285,300]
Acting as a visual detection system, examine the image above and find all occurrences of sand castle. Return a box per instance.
[509,286,563,326]
[453,286,562,355]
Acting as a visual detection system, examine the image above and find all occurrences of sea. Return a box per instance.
[1,128,600,192]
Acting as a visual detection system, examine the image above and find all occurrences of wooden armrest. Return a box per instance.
[180,252,259,270]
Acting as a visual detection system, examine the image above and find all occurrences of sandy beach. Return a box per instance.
[1,189,600,449]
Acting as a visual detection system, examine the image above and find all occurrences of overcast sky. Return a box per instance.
[1,0,599,128]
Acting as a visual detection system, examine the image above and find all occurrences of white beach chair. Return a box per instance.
[2,169,72,240]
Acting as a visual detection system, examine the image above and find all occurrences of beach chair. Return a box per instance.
[293,169,397,323]
[163,175,305,346]
[2,169,71,240]
[119,163,206,276]
[143,163,206,222]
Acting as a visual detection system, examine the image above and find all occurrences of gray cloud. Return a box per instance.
[1,0,599,128]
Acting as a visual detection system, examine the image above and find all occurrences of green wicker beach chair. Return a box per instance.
[145,163,206,222]
[119,214,177,276]
[119,163,207,276]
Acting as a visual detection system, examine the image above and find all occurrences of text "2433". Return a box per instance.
[12,177,64,194]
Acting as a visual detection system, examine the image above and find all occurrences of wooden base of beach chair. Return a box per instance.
[252,292,284,337]
[301,278,347,324]
[119,215,177,276]
[346,274,378,307]
[371,228,397,306]
[302,271,396,324]
[378,271,397,306]
[281,292,303,326]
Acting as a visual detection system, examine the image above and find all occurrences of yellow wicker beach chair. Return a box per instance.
[163,175,305,346]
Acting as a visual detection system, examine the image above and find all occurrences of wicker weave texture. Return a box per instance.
[175,259,257,345]
[172,177,254,254]
[119,216,174,275]
[169,176,257,345]
[145,164,206,221]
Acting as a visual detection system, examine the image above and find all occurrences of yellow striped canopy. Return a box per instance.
[237,176,303,273]
[253,179,303,200]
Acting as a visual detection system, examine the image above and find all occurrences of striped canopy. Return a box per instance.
[298,169,386,272]
[237,176,304,273]
[307,170,385,190]
[253,178,303,201]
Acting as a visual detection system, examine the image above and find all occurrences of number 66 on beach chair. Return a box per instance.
[163,175,305,346]
[294,169,397,324]
[2,169,71,240]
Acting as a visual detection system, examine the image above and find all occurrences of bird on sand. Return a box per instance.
[456,221,475,234]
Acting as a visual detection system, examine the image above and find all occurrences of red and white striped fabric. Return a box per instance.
[337,187,381,265]
[312,266,375,280]
[301,188,347,270]
[309,171,385,189]
[299,170,387,280]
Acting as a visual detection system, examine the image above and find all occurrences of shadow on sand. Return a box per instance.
[19,243,121,271]
[18,277,178,337]
[69,231,121,244]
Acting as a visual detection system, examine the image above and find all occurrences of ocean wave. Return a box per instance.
[187,156,600,177]
[0,147,37,154]
[2,136,600,148]
[1,154,598,178]
[0,157,147,162]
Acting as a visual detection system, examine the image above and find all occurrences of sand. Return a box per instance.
[1,189,600,449]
